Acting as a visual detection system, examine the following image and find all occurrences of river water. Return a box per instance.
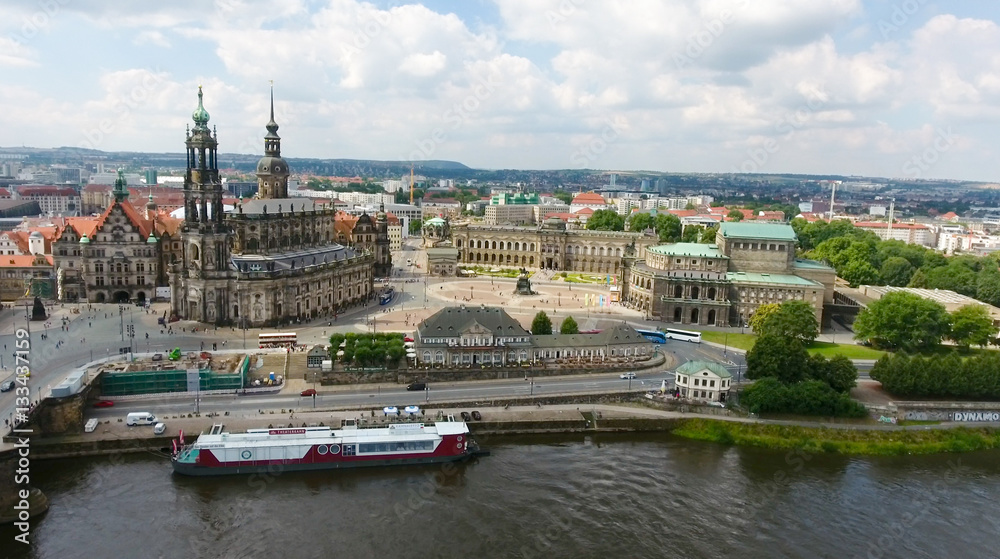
[3,433,1000,559]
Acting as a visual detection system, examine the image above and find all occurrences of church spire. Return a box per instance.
[192,85,210,130]
[264,81,280,157]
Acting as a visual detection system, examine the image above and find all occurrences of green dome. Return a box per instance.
[79,235,90,244]
[426,217,446,227]
[192,86,210,128]
[147,233,158,244]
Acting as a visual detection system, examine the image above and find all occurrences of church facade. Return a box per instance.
[169,87,385,326]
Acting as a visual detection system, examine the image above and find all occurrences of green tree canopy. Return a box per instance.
[681,224,704,243]
[726,209,744,222]
[552,190,574,205]
[746,334,809,384]
[531,311,553,335]
[977,267,1000,307]
[627,212,653,232]
[853,291,951,351]
[560,315,579,334]
[654,213,682,242]
[808,354,858,393]
[758,300,820,343]
[586,209,625,231]
[948,304,996,348]
[699,225,718,244]
[748,303,781,336]
[879,256,915,287]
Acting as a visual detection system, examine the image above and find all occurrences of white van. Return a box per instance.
[153,422,166,435]
[126,412,156,426]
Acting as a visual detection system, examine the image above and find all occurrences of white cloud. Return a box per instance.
[133,30,171,48]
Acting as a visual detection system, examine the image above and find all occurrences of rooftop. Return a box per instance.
[571,192,606,205]
[418,306,530,338]
[647,243,726,259]
[727,271,822,287]
[793,259,835,271]
[675,360,732,379]
[719,222,797,241]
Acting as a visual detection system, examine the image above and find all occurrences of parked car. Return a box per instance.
[0,380,14,392]
[460,411,471,421]
[471,410,482,421]
[406,382,426,391]
[300,388,317,397]
[153,422,166,435]
[93,400,115,408]
[619,372,637,379]
[707,401,725,408]
[404,336,414,342]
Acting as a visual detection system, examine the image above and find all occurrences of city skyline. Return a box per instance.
[1,1,1000,181]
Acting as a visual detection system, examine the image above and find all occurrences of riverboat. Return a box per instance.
[171,419,484,476]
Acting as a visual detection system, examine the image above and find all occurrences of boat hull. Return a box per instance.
[172,450,476,476]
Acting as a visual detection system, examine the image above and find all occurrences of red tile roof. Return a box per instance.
[0,188,10,198]
[571,192,606,205]
[0,254,53,267]
[17,185,79,196]
[855,221,929,230]
[575,207,595,215]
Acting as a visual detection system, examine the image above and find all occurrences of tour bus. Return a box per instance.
[258,332,298,349]
[662,328,702,344]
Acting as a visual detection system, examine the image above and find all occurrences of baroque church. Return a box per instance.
[169,87,388,326]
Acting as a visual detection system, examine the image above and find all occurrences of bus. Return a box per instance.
[661,328,701,344]
[379,287,395,305]
[259,332,297,348]
[636,329,667,344]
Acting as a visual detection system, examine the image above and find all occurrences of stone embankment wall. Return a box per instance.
[321,353,668,386]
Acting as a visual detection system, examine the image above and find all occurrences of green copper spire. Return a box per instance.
[113,168,129,203]
[192,85,210,129]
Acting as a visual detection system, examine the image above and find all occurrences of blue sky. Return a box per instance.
[1,0,1000,181]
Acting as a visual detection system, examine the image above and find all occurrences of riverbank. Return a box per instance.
[671,418,1000,455]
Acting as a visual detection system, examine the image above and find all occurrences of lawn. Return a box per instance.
[698,330,887,359]
[560,273,608,284]
[460,265,529,279]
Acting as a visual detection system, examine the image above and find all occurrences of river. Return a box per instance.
[3,433,999,559]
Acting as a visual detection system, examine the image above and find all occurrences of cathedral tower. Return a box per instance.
[256,85,290,199]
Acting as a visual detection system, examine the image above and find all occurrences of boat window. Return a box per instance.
[359,440,433,453]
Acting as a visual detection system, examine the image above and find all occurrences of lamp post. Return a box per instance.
[724,332,728,357]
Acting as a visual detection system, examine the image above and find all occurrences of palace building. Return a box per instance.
[450,217,654,274]
[169,87,384,326]
[621,222,835,326]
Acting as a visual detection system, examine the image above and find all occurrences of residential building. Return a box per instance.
[0,253,54,301]
[673,360,732,403]
[13,185,81,216]
[569,192,608,213]
[336,191,394,207]
[421,199,462,219]
[854,221,936,247]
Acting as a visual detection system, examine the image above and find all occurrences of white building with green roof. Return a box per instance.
[674,360,732,403]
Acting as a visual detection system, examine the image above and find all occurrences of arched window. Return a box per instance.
[422,351,431,362]
[674,285,683,299]
[691,308,700,323]
[530,243,535,251]
[708,309,716,324]
[707,287,716,300]
[691,286,700,299]
[515,242,520,251]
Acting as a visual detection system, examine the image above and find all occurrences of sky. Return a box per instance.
[2,0,1000,181]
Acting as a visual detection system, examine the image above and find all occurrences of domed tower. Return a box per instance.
[256,85,290,199]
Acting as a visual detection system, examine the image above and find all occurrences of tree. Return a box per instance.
[808,354,858,393]
[977,267,1000,307]
[840,260,880,288]
[531,311,553,335]
[879,256,915,287]
[654,213,682,242]
[948,304,996,348]
[409,219,422,235]
[586,209,625,231]
[759,300,819,343]
[746,334,809,384]
[699,226,718,244]
[627,212,653,232]
[853,291,951,351]
[681,225,703,243]
[560,315,579,334]
[684,202,696,210]
[748,303,780,335]
[727,209,744,222]
[552,190,574,205]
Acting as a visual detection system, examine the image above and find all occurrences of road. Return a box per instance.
[87,370,678,419]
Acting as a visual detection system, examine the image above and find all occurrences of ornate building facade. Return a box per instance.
[450,217,653,274]
[51,171,178,303]
[170,87,381,326]
[621,222,836,326]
